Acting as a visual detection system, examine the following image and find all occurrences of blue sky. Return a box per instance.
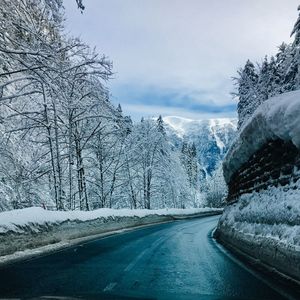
[64,0,298,120]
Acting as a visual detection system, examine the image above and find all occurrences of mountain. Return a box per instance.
[163,116,237,177]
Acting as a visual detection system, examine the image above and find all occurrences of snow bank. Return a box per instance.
[216,184,300,282]
[0,207,222,262]
[223,90,300,183]
[218,184,300,246]
[0,207,220,234]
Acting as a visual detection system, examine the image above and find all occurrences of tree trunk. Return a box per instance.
[42,87,59,210]
[52,97,64,210]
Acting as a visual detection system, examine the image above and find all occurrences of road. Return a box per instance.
[0,215,290,299]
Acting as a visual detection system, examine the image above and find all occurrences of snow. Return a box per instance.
[164,116,236,139]
[223,90,300,183]
[216,182,300,282]
[0,207,221,234]
[209,119,226,153]
[163,116,194,138]
[218,183,300,247]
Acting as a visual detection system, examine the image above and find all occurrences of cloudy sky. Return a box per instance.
[64,0,298,120]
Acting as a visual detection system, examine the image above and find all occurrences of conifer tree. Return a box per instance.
[290,5,300,89]
[236,60,259,128]
[157,115,166,136]
[116,104,122,114]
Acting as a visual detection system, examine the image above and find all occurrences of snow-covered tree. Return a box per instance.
[0,0,214,212]
[235,60,259,129]
[204,164,227,208]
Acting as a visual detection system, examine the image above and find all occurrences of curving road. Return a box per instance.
[0,215,290,299]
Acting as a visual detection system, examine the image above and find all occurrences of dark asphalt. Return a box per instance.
[0,215,291,299]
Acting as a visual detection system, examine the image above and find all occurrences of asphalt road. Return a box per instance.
[0,215,290,299]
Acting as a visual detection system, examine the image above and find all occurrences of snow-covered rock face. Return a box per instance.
[163,116,237,176]
[223,90,300,184]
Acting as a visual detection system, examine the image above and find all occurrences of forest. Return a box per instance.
[0,0,215,211]
[235,5,300,129]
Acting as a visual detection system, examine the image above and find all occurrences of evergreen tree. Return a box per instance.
[268,56,281,97]
[236,60,259,129]
[275,43,293,93]
[116,104,122,114]
[257,56,270,102]
[180,141,198,189]
[180,141,188,170]
[124,116,133,135]
[291,5,300,45]
[189,143,198,188]
[289,5,300,89]
[157,115,166,136]
[257,56,280,102]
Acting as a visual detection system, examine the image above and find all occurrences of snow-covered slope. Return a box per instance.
[163,116,237,176]
[223,90,300,183]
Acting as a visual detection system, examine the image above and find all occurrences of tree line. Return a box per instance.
[235,5,300,129]
[0,0,204,211]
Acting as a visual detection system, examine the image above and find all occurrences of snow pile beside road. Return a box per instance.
[0,207,220,234]
[218,185,300,246]
[216,184,300,282]
[0,207,222,261]
[223,90,300,183]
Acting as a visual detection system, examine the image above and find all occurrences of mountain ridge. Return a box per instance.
[163,116,237,177]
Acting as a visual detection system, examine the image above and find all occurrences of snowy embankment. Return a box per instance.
[216,186,300,282]
[223,90,300,183]
[0,207,221,263]
[218,90,300,283]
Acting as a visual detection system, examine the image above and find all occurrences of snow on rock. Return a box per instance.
[223,90,300,183]
[216,182,300,281]
[209,119,226,153]
[163,116,237,176]
[164,116,236,139]
[0,207,220,234]
[218,183,300,246]
[163,116,195,138]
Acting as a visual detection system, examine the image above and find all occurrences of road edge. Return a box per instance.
[213,228,300,298]
[0,211,221,267]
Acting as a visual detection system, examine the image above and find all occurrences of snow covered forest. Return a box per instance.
[0,0,221,212]
[235,5,300,129]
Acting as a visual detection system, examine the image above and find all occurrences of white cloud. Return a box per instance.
[63,0,298,116]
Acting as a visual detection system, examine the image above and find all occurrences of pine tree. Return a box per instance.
[275,43,293,93]
[288,5,300,89]
[257,56,280,101]
[180,141,188,169]
[157,115,166,136]
[116,104,122,114]
[189,143,198,188]
[257,56,270,102]
[233,5,300,130]
[236,60,259,129]
[291,5,300,45]
[124,116,133,135]
[268,56,281,97]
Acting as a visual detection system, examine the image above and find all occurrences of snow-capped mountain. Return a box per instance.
[163,116,237,177]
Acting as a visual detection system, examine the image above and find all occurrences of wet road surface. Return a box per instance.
[0,215,291,299]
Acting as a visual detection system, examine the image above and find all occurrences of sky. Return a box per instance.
[63,0,299,120]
